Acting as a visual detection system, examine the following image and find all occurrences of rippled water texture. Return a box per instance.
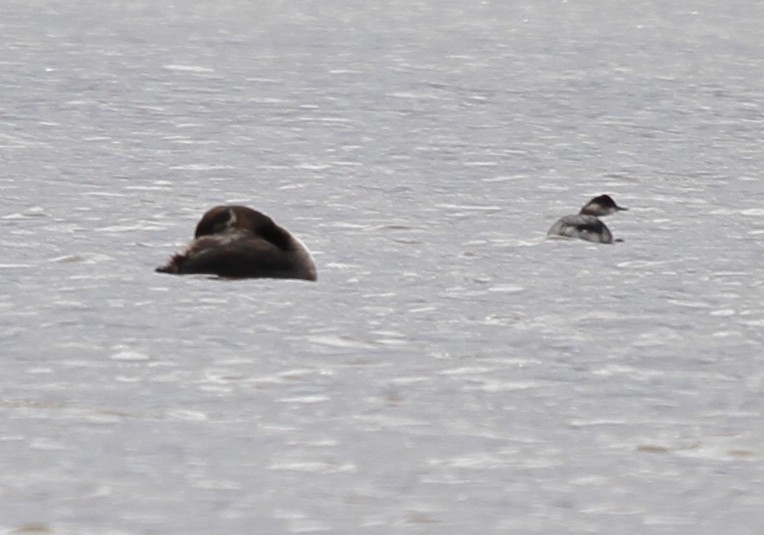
[1,1,763,533]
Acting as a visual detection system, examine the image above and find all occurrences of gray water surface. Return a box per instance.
[2,1,763,534]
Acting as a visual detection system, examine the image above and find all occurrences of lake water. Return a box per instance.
[1,1,763,533]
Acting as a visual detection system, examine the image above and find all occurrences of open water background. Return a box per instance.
[1,1,763,533]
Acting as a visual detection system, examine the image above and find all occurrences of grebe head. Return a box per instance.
[579,194,627,217]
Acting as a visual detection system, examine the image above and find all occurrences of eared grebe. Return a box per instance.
[547,194,627,244]
[156,205,317,281]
